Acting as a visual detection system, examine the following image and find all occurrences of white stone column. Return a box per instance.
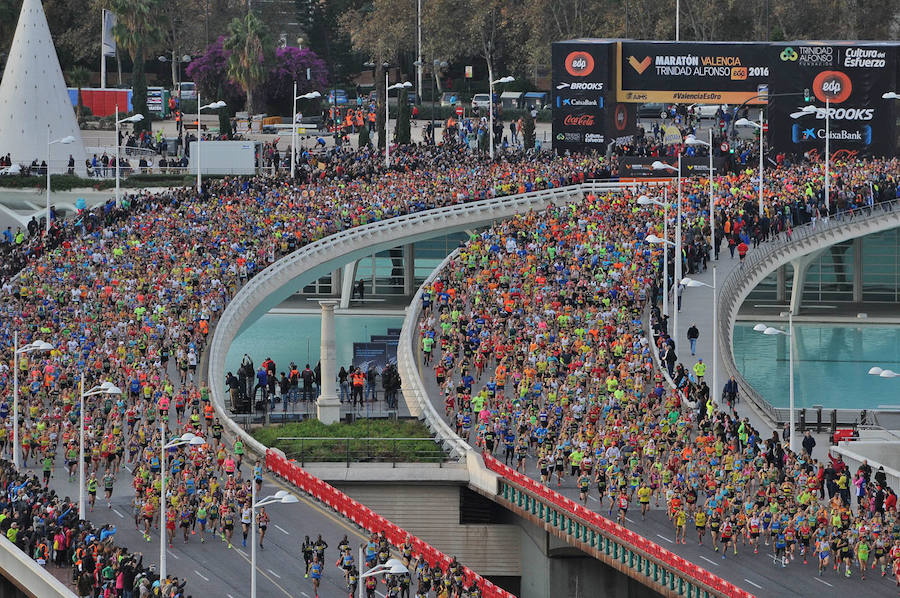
[316,300,342,424]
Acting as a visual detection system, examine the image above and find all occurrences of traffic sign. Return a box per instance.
[720,142,730,153]
[455,106,463,117]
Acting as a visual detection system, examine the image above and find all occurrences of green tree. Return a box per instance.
[66,66,91,122]
[523,113,535,150]
[111,0,163,132]
[394,88,411,144]
[358,121,371,148]
[224,10,271,114]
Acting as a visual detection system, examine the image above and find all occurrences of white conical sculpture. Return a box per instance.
[0,0,86,175]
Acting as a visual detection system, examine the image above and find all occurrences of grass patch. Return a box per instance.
[253,419,445,464]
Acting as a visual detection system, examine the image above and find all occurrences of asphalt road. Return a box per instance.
[23,450,389,598]
[420,351,898,598]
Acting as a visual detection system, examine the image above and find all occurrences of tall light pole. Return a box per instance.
[685,131,715,256]
[791,103,830,214]
[79,377,121,519]
[114,108,144,207]
[46,133,75,233]
[416,0,422,102]
[11,335,52,469]
[385,80,412,167]
[357,555,408,598]
[159,430,205,582]
[250,486,298,598]
[196,96,227,193]
[735,112,765,216]
[638,190,669,316]
[653,157,682,349]
[675,0,680,41]
[681,267,717,407]
[489,76,514,159]
[754,316,796,453]
[291,89,321,179]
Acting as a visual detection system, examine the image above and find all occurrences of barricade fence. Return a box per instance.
[265,448,515,598]
[481,454,754,598]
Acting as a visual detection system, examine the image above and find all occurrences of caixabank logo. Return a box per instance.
[564,51,595,77]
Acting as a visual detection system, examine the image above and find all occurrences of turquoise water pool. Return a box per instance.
[224,313,403,377]
[733,323,900,410]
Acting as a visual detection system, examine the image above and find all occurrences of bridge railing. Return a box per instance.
[481,455,753,598]
[717,199,900,424]
[265,448,514,598]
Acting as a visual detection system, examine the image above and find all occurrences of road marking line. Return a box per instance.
[375,592,386,598]
[625,517,635,523]
[235,548,248,557]
[194,570,210,582]
[699,556,719,566]
[656,534,674,544]
[743,579,762,589]
[228,594,236,598]
[112,508,124,519]
[813,578,833,587]
[267,569,281,579]
[168,552,179,560]
[275,524,290,535]
[301,593,310,598]
[589,496,600,502]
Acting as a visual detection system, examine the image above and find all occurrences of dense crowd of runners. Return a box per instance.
[0,140,898,596]
[418,156,900,588]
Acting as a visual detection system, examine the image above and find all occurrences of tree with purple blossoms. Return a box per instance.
[264,47,329,116]
[185,36,245,111]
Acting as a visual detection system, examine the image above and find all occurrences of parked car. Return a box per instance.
[636,102,669,119]
[471,93,491,110]
[0,164,21,176]
[688,103,728,119]
[440,92,460,107]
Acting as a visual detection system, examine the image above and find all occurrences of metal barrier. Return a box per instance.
[482,455,754,598]
[265,448,515,598]
[717,200,900,425]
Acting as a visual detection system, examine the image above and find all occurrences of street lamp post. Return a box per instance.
[114,107,144,207]
[250,487,298,598]
[11,334,52,469]
[489,76,514,159]
[291,88,321,178]
[753,316,796,453]
[735,113,765,216]
[681,267,717,406]
[196,95,227,193]
[357,554,408,598]
[638,190,669,317]
[653,157,683,349]
[868,366,900,378]
[78,377,121,519]
[385,80,412,167]
[46,133,75,233]
[159,430,205,582]
[428,60,448,145]
[790,103,830,214]
[685,130,715,256]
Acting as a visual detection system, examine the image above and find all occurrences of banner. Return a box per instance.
[552,41,612,154]
[618,156,727,178]
[352,342,388,369]
[617,41,771,105]
[101,10,116,58]
[767,43,898,157]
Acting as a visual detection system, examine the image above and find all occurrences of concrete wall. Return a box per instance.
[0,536,76,598]
[519,518,662,598]
[833,439,900,491]
[335,482,521,577]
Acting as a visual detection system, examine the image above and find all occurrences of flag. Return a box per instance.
[102,10,116,57]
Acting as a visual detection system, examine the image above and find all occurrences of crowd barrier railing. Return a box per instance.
[481,454,754,598]
[265,448,515,598]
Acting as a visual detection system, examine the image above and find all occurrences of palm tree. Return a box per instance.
[66,66,91,122]
[111,0,163,131]
[224,11,270,114]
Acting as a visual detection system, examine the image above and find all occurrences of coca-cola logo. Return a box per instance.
[565,51,595,77]
[813,70,852,104]
[563,113,596,127]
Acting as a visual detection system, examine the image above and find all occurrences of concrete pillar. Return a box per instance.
[331,268,342,297]
[339,260,358,309]
[789,249,825,315]
[403,243,415,296]
[852,237,863,303]
[776,265,786,303]
[316,300,341,424]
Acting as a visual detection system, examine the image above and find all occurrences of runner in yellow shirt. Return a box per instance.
[636,481,652,520]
